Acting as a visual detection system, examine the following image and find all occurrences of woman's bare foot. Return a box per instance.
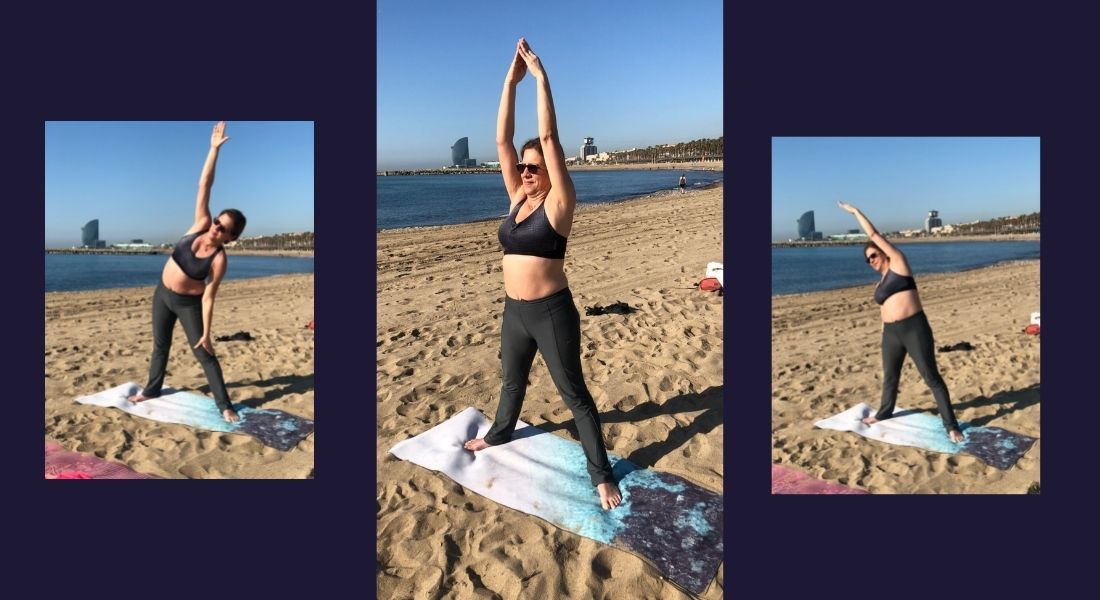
[464,438,490,451]
[949,429,964,444]
[222,408,240,423]
[861,416,879,426]
[598,482,622,510]
[128,392,148,403]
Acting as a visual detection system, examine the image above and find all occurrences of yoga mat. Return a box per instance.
[815,403,1037,470]
[45,442,155,479]
[75,383,314,451]
[771,464,870,494]
[389,407,723,596]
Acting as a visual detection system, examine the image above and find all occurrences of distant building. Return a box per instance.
[580,137,597,162]
[827,232,869,241]
[450,137,476,167]
[81,219,100,248]
[924,210,942,233]
[796,211,821,240]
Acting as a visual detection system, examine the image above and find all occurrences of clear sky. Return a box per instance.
[771,137,1040,241]
[45,121,314,248]
[377,0,724,171]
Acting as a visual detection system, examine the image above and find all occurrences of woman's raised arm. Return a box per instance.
[518,38,576,209]
[497,47,526,204]
[189,121,230,234]
[838,201,905,256]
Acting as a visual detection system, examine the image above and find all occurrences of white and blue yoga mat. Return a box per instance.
[76,383,314,451]
[815,403,1036,470]
[389,407,723,596]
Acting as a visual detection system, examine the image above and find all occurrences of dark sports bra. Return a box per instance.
[874,269,917,305]
[498,200,567,259]
[171,232,223,281]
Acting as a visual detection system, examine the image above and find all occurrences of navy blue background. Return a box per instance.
[10,1,1095,595]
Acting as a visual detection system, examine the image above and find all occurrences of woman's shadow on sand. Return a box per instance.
[198,374,314,409]
[534,385,723,468]
[894,383,1040,428]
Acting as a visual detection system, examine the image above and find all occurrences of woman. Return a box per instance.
[127,121,247,424]
[838,201,964,443]
[463,39,623,510]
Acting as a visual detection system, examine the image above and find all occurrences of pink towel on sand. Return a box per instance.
[771,464,869,494]
[45,442,155,479]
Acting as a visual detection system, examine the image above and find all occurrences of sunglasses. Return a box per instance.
[516,163,542,175]
[865,252,881,264]
[213,221,228,234]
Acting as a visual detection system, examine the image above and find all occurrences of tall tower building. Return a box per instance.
[924,210,942,232]
[81,219,99,248]
[797,211,816,240]
[451,137,470,167]
[580,137,597,162]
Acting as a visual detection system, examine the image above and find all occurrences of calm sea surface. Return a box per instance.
[45,254,315,293]
[376,170,724,230]
[772,241,1040,296]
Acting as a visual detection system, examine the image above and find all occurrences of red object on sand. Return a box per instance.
[698,277,722,292]
[55,471,93,479]
[308,319,315,331]
[1024,324,1040,335]
[45,442,155,479]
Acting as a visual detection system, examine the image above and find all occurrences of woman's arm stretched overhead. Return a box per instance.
[497,47,526,206]
[188,121,230,234]
[517,39,576,213]
[838,201,910,272]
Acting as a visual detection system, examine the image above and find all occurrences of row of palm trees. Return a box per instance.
[953,212,1040,235]
[233,231,315,250]
[610,136,724,163]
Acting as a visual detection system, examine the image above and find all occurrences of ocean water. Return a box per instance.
[45,253,315,293]
[376,169,724,230]
[772,240,1040,296]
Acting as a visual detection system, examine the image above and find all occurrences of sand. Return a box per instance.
[377,184,725,599]
[772,260,1040,494]
[45,273,315,479]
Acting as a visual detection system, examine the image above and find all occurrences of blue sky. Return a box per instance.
[377,0,724,170]
[772,137,1040,241]
[45,121,314,248]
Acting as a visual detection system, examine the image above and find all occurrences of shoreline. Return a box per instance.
[377,179,724,234]
[773,233,1039,247]
[46,270,314,295]
[773,257,1041,298]
[377,160,725,176]
[46,248,315,258]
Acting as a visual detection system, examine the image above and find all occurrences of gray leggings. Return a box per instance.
[484,287,614,486]
[878,310,959,432]
[141,281,231,413]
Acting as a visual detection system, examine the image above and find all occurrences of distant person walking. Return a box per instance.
[127,121,248,423]
[838,201,964,444]
[679,173,687,194]
[463,38,623,510]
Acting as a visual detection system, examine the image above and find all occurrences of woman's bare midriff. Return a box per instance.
[502,255,567,300]
[880,288,923,323]
[161,258,206,296]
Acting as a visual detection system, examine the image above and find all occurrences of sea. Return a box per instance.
[772,240,1040,296]
[376,169,724,230]
[45,253,315,293]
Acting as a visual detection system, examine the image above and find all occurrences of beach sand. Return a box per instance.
[772,261,1040,494]
[45,273,315,479]
[377,184,725,599]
